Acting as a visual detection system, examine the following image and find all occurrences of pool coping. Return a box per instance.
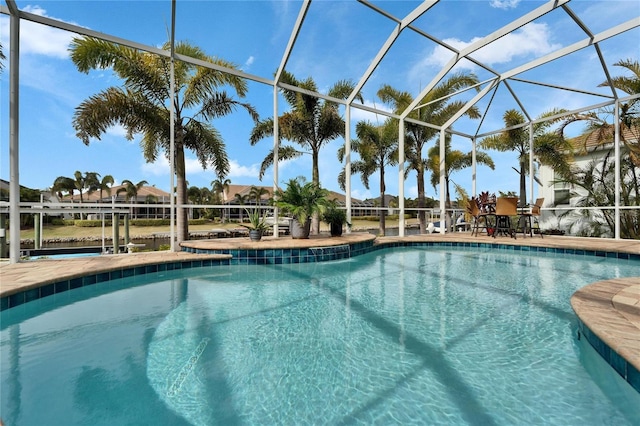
[1,233,639,393]
[571,278,640,393]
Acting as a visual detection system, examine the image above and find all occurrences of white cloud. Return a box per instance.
[5,6,78,59]
[490,0,521,10]
[351,188,372,201]
[141,156,168,176]
[106,124,130,139]
[350,98,393,124]
[140,155,206,177]
[228,159,260,178]
[141,155,266,186]
[243,55,255,70]
[412,22,561,74]
[406,185,418,199]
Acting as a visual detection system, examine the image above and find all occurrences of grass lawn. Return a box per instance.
[19,218,421,241]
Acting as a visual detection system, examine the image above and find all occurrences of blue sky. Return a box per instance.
[1,0,638,202]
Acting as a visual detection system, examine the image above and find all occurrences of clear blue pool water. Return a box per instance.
[1,246,639,425]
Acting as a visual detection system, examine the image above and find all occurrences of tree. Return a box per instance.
[480,109,574,207]
[72,171,96,204]
[188,186,213,219]
[426,135,494,224]
[52,176,76,201]
[97,174,115,202]
[234,193,249,223]
[338,119,398,236]
[249,185,268,206]
[70,36,258,245]
[556,59,640,166]
[188,186,203,219]
[117,179,148,219]
[249,70,361,234]
[555,150,639,239]
[377,72,481,233]
[211,178,231,222]
[0,42,5,72]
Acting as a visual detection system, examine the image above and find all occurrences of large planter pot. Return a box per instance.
[330,222,343,237]
[248,229,263,242]
[290,218,311,239]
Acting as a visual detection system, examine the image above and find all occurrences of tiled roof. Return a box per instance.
[568,125,639,154]
[68,184,171,202]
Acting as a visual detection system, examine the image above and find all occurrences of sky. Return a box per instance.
[1,0,638,203]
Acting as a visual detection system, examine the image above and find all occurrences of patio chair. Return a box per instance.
[468,198,490,236]
[493,197,518,238]
[518,198,544,238]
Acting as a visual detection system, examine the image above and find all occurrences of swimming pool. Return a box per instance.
[1,246,639,425]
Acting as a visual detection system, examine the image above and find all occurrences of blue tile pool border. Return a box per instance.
[576,319,640,394]
[2,240,639,394]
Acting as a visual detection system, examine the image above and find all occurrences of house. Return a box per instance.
[53,181,368,221]
[537,125,639,234]
[66,184,172,219]
[220,184,368,219]
[538,125,639,207]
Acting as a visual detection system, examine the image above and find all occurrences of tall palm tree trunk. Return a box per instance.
[311,150,321,235]
[176,146,189,245]
[379,169,386,236]
[445,177,453,230]
[417,169,427,233]
[519,160,527,207]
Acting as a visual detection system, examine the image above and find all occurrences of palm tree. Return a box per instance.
[72,171,87,203]
[338,119,398,236]
[555,151,639,239]
[249,185,268,206]
[211,178,231,201]
[426,135,494,224]
[211,178,231,222]
[377,72,481,233]
[69,171,101,218]
[69,36,259,245]
[557,59,640,166]
[117,179,148,219]
[52,176,76,201]
[187,186,213,219]
[188,186,203,219]
[480,109,574,206]
[97,174,115,202]
[249,70,361,234]
[234,193,249,223]
[0,42,5,71]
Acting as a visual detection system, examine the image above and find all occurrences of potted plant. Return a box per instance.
[274,178,329,239]
[240,207,269,242]
[322,201,348,237]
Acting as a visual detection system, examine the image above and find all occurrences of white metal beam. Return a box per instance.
[8,0,19,263]
[501,17,640,80]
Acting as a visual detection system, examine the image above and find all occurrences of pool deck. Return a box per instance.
[1,232,639,377]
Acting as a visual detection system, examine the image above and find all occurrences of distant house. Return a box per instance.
[59,183,366,221]
[66,184,172,219]
[220,184,368,218]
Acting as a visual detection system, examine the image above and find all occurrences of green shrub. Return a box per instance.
[130,219,171,226]
[158,244,171,251]
[74,220,105,227]
[50,218,76,226]
[128,218,207,226]
[386,214,411,221]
